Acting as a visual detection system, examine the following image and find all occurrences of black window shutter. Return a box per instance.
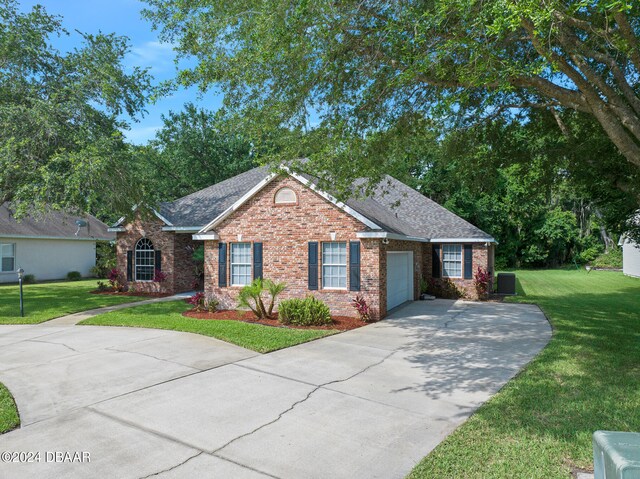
[218,242,227,287]
[155,250,162,272]
[126,250,133,281]
[349,241,361,291]
[464,244,473,279]
[432,244,441,278]
[253,242,263,280]
[308,242,318,290]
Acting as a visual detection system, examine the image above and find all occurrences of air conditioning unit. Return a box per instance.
[593,431,640,479]
[496,273,516,295]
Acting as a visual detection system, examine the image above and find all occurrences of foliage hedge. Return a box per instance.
[278,296,332,326]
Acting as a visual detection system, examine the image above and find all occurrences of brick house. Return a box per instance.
[110,166,495,319]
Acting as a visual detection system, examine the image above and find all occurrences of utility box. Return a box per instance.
[594,431,640,479]
[496,273,516,295]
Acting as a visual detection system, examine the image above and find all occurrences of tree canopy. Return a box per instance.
[142,0,640,204]
[0,0,151,217]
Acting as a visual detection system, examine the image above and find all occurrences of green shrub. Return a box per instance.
[278,296,332,326]
[591,248,623,269]
[91,242,117,278]
[238,278,286,319]
[67,271,82,281]
[23,274,35,284]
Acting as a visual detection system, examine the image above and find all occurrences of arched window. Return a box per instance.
[135,238,155,281]
[274,187,297,205]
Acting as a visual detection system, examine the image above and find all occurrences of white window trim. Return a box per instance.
[322,242,348,290]
[134,238,155,282]
[441,243,463,279]
[230,242,252,287]
[0,242,16,273]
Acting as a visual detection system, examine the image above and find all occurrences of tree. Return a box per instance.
[0,1,151,217]
[142,103,256,202]
[142,0,640,199]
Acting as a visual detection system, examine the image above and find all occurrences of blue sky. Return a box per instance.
[18,0,223,144]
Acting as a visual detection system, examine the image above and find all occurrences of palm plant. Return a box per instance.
[237,278,286,319]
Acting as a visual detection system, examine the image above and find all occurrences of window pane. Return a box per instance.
[1,243,14,257]
[231,243,251,285]
[1,257,14,272]
[442,244,462,277]
[322,242,347,288]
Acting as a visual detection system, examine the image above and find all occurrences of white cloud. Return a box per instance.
[127,41,176,74]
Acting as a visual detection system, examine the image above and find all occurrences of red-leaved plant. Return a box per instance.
[351,295,374,322]
[474,267,492,299]
[187,292,206,311]
[107,268,125,292]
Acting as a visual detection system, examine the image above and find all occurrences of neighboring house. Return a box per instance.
[620,236,640,278]
[111,166,496,319]
[0,203,114,283]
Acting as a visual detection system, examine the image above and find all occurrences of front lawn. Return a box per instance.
[0,280,147,324]
[0,382,19,434]
[79,300,338,353]
[409,270,640,479]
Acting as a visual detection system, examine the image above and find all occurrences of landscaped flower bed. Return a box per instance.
[182,309,365,331]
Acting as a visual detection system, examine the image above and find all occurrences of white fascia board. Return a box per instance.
[107,227,126,233]
[356,231,430,243]
[162,226,203,232]
[198,173,278,233]
[0,234,101,242]
[430,237,497,244]
[192,233,220,241]
[285,170,382,231]
[112,216,126,227]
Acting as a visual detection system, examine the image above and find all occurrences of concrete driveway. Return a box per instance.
[0,299,550,478]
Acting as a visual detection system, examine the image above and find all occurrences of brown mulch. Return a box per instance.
[182,309,367,331]
[90,290,173,298]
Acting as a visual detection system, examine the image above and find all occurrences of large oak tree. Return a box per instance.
[142,0,640,200]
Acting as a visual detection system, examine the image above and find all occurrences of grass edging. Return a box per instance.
[79,300,338,353]
[0,382,20,434]
[408,270,640,479]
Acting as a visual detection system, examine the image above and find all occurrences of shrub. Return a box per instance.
[426,277,466,299]
[67,271,82,281]
[96,281,109,292]
[473,267,492,299]
[591,248,623,269]
[204,294,219,312]
[278,296,332,326]
[153,269,168,283]
[107,268,125,292]
[23,274,36,284]
[187,292,206,311]
[351,295,374,322]
[92,242,117,278]
[238,278,286,319]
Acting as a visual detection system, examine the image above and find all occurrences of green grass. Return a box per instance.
[0,280,147,324]
[409,269,640,479]
[79,300,338,353]
[0,382,19,434]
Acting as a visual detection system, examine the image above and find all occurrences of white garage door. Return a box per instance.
[387,251,414,311]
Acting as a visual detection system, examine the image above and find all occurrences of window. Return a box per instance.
[231,243,252,286]
[1,243,15,272]
[442,244,462,278]
[135,238,155,281]
[322,242,347,289]
[274,187,297,205]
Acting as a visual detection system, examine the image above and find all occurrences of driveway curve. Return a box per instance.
[0,299,550,479]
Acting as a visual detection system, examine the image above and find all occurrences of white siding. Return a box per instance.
[623,239,640,278]
[0,237,97,283]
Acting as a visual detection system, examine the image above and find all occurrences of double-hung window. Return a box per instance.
[1,243,15,272]
[135,238,155,281]
[322,242,347,289]
[442,244,462,278]
[231,243,252,286]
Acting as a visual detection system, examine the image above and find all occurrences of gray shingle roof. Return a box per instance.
[158,166,271,227]
[157,166,493,241]
[0,203,114,240]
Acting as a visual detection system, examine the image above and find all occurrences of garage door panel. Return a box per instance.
[387,252,413,310]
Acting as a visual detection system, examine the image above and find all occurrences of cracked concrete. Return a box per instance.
[0,299,551,478]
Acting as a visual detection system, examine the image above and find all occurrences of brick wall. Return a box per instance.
[422,243,492,299]
[116,216,200,294]
[203,176,384,319]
